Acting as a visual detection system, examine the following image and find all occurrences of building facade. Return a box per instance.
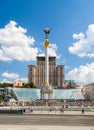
[56,65,65,88]
[28,56,65,88]
[82,83,94,100]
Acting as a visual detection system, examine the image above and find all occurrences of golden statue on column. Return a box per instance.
[40,28,53,100]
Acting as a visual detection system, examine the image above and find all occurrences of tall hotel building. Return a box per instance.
[28,56,65,88]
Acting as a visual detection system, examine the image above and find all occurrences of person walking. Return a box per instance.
[82,108,84,114]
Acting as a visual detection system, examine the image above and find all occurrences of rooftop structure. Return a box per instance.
[7,87,84,101]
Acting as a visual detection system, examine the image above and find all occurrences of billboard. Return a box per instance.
[13,81,22,87]
[63,82,72,88]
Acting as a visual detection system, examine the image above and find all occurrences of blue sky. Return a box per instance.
[0,0,94,85]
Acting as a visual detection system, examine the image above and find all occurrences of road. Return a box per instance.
[0,114,94,126]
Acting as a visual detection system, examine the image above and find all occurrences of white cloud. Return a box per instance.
[16,78,28,83]
[66,63,94,85]
[38,43,60,58]
[1,71,28,83]
[68,24,94,57]
[0,79,12,83]
[73,32,85,39]
[48,44,58,57]
[0,77,28,83]
[0,20,38,61]
[65,65,71,69]
[2,71,19,79]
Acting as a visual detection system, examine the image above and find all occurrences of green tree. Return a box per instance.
[0,82,13,88]
[29,82,35,88]
[0,83,2,88]
[23,82,37,88]
[0,95,3,103]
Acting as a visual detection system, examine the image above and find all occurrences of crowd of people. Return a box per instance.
[65,100,92,107]
[30,99,93,107]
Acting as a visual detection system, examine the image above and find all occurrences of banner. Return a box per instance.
[13,81,22,87]
[63,82,71,88]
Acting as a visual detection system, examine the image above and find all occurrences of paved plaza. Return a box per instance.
[0,125,94,130]
[0,106,94,130]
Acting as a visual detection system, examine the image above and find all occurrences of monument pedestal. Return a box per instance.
[40,84,53,100]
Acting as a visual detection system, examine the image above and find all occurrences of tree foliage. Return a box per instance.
[22,82,37,88]
[0,82,13,88]
[0,82,37,88]
[0,95,3,103]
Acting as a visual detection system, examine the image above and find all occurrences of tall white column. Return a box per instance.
[45,47,49,85]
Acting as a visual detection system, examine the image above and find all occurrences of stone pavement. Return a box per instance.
[0,107,94,130]
[0,125,94,130]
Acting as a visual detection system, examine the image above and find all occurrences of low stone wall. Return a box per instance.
[0,109,23,114]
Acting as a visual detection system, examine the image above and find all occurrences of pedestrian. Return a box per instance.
[82,108,84,114]
[50,108,52,112]
[60,108,64,113]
